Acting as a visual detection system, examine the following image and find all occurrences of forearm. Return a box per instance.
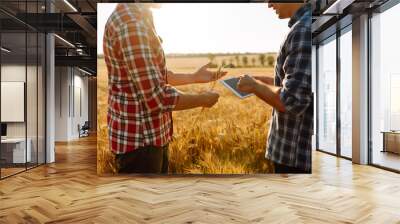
[254,75,274,85]
[174,91,206,111]
[253,82,286,112]
[167,71,196,86]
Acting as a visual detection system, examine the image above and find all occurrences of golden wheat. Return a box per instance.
[97,56,274,174]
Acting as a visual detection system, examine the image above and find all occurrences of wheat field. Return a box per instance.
[97,55,275,174]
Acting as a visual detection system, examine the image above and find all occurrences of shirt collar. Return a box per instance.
[288,3,311,28]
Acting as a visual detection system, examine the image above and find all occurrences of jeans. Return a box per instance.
[115,145,169,174]
[274,162,310,174]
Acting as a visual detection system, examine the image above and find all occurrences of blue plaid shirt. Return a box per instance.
[266,4,313,172]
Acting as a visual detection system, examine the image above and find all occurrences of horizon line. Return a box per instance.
[97,51,278,58]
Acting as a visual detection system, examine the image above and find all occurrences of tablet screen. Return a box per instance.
[220,77,253,99]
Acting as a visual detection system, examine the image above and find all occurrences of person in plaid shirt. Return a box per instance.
[103,3,226,173]
[237,2,312,173]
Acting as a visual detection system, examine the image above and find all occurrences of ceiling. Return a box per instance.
[312,0,391,43]
[0,0,98,75]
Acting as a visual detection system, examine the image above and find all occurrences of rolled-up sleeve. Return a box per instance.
[280,26,312,116]
[119,22,179,114]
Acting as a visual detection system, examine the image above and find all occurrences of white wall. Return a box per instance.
[54,67,89,141]
[55,67,69,141]
[1,65,31,138]
[1,65,26,136]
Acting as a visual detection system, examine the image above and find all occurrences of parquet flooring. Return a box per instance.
[0,135,399,223]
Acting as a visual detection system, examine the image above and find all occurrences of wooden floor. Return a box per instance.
[1,167,26,178]
[1,163,46,178]
[0,135,400,223]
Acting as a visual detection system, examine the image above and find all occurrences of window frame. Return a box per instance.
[315,22,353,161]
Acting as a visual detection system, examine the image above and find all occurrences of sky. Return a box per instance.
[97,3,290,55]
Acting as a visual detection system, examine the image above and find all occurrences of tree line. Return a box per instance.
[207,53,275,68]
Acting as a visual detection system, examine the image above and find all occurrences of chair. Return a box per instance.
[78,121,90,138]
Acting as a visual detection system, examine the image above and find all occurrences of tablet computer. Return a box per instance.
[220,77,253,99]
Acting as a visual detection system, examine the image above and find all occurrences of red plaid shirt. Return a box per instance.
[103,4,179,154]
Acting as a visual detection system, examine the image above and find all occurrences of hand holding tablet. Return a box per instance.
[220,76,254,99]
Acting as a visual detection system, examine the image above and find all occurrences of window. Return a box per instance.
[370,2,400,171]
[317,35,337,154]
[339,27,352,158]
[1,31,28,178]
[0,1,47,179]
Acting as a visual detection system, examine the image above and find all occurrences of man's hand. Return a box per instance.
[237,74,259,93]
[193,63,227,83]
[237,74,286,112]
[200,91,220,107]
